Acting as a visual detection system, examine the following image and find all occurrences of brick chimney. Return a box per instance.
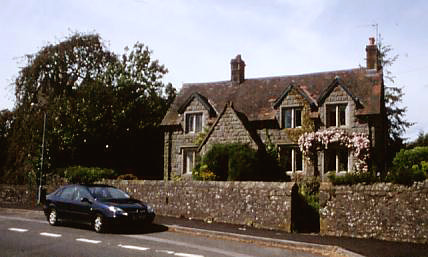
[366,37,380,70]
[231,54,245,84]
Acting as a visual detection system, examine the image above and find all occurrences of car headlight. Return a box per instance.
[146,205,155,213]
[108,206,128,216]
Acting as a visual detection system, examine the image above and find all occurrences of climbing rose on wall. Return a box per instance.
[298,128,370,172]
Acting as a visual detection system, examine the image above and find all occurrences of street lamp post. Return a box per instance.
[34,90,48,205]
[37,111,47,205]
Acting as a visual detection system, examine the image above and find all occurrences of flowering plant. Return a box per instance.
[298,128,370,172]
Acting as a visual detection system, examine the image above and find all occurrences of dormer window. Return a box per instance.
[185,112,203,133]
[326,104,347,127]
[281,107,302,128]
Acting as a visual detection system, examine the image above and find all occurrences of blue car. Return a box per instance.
[43,184,155,233]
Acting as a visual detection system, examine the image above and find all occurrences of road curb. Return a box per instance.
[167,225,364,257]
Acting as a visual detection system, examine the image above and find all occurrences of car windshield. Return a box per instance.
[88,187,130,199]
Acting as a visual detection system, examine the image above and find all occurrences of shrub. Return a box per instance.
[63,166,117,184]
[227,144,258,181]
[388,146,428,185]
[117,173,138,180]
[192,163,217,181]
[392,146,428,170]
[421,161,428,173]
[201,144,230,180]
[386,168,426,186]
[298,177,320,211]
[327,171,379,185]
[194,143,285,181]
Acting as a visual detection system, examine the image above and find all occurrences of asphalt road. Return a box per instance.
[0,214,318,257]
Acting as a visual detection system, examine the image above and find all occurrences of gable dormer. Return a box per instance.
[273,84,316,129]
[318,77,362,128]
[177,92,216,134]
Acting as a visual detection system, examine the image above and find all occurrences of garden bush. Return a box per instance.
[117,173,138,180]
[200,144,230,180]
[193,143,285,181]
[227,144,258,181]
[327,171,379,185]
[386,167,426,186]
[387,146,428,185]
[63,166,117,184]
[192,163,217,181]
[392,146,428,170]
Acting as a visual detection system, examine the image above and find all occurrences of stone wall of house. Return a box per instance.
[103,179,295,232]
[164,98,213,178]
[199,105,258,155]
[319,181,428,244]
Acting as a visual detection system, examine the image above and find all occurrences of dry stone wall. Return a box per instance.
[319,181,428,243]
[0,184,37,208]
[103,180,295,232]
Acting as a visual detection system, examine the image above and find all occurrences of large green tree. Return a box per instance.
[378,38,413,169]
[1,33,176,183]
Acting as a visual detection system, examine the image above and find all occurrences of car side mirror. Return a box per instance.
[81,197,91,204]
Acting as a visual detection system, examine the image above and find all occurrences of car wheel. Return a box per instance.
[48,208,59,226]
[94,214,106,233]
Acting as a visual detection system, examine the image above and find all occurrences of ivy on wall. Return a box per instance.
[284,103,315,143]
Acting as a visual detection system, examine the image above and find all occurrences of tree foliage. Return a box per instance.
[407,131,428,148]
[378,38,413,168]
[1,33,176,183]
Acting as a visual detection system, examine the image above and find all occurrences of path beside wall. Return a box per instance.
[103,180,295,232]
[319,181,428,244]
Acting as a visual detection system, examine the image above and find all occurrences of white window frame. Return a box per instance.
[182,148,196,175]
[324,148,349,174]
[326,104,348,128]
[281,107,302,128]
[280,146,304,175]
[185,112,203,134]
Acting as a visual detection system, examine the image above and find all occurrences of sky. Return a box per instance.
[1,0,427,141]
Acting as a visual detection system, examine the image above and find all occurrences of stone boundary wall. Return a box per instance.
[103,180,295,232]
[0,184,37,208]
[319,180,428,244]
[0,177,66,209]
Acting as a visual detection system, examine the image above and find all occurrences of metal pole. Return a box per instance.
[37,112,47,205]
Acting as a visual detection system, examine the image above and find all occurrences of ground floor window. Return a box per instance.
[183,148,197,175]
[324,147,348,173]
[279,146,303,174]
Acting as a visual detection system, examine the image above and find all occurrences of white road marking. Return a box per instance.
[155,250,204,257]
[174,253,204,257]
[76,238,101,244]
[126,234,251,257]
[8,228,28,232]
[40,232,62,238]
[156,250,175,254]
[118,244,149,251]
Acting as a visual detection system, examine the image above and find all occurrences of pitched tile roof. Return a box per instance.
[161,67,383,126]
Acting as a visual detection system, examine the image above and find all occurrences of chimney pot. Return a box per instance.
[366,37,380,70]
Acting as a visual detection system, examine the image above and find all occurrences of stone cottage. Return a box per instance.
[161,38,386,180]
